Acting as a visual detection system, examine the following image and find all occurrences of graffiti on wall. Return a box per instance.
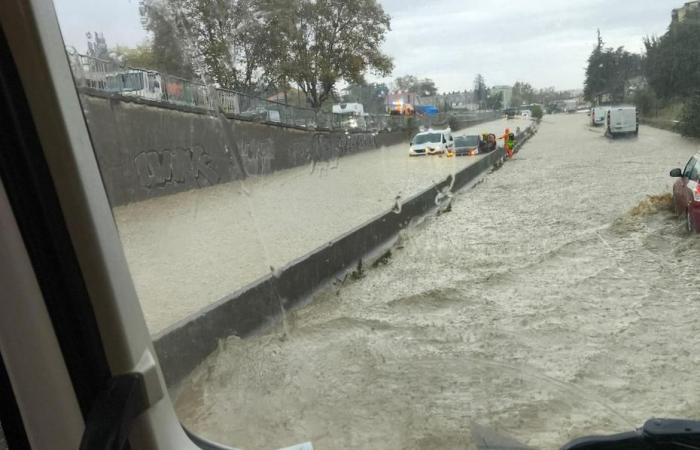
[134,145,221,189]
[288,132,378,171]
[238,138,275,176]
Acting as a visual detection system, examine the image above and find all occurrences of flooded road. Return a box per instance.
[175,114,700,450]
[115,118,516,333]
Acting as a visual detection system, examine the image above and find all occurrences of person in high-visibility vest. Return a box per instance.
[508,132,516,154]
[499,128,513,158]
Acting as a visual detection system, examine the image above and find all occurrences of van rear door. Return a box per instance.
[621,108,636,132]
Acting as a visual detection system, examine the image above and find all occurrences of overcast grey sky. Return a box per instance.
[54,0,679,92]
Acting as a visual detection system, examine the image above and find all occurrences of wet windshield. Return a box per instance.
[53,0,700,449]
[456,135,479,146]
[414,133,442,145]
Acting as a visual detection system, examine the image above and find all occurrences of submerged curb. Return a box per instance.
[154,123,538,387]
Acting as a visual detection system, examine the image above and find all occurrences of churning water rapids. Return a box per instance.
[175,114,700,450]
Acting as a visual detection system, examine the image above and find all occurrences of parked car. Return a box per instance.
[605,106,638,137]
[339,115,366,131]
[478,133,498,153]
[454,135,480,156]
[409,129,454,156]
[670,154,700,232]
[240,106,282,123]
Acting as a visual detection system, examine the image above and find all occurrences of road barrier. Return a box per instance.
[153,124,538,387]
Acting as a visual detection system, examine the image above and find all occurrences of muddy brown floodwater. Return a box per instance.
[175,114,700,450]
[115,118,515,333]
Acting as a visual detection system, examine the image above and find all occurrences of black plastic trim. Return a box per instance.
[0,354,30,450]
[0,24,112,418]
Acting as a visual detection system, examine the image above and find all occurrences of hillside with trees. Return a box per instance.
[584,14,700,137]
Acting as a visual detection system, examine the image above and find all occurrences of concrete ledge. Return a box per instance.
[153,125,537,387]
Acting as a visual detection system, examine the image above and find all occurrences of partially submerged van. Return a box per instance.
[591,106,610,126]
[409,128,454,156]
[606,106,638,137]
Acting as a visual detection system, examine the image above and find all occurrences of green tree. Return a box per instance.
[139,0,195,78]
[584,30,642,104]
[485,90,503,110]
[633,86,659,117]
[141,0,278,91]
[677,91,700,137]
[274,0,393,109]
[644,9,700,101]
[533,87,570,105]
[113,43,157,68]
[342,82,389,113]
[530,104,544,120]
[392,76,437,97]
[415,79,438,97]
[512,81,535,106]
[584,29,606,103]
[394,75,418,92]
[179,0,268,90]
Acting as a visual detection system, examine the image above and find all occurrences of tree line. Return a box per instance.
[584,11,700,136]
[113,1,571,114]
[137,0,393,109]
[474,74,571,111]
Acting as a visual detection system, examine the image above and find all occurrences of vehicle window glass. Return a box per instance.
[413,133,442,144]
[466,137,478,146]
[683,158,696,177]
[690,160,700,181]
[50,1,700,449]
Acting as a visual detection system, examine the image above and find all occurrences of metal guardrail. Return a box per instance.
[68,53,497,133]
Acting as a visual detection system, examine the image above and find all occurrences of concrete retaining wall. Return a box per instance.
[81,93,409,206]
[153,125,537,387]
[80,92,500,206]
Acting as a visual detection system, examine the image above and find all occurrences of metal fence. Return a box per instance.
[68,53,496,133]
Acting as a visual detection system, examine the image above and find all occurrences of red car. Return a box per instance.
[671,153,700,232]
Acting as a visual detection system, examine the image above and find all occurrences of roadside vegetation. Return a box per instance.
[530,105,544,121]
[584,10,700,137]
[100,1,572,116]
[136,0,394,109]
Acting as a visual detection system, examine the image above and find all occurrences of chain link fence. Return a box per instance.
[68,53,497,133]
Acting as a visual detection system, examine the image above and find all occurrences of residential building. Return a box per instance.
[491,85,513,109]
[672,1,700,23]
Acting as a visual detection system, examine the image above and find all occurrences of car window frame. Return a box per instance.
[683,157,696,178]
[0,0,207,448]
[690,160,700,181]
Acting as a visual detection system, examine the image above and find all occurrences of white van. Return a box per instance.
[332,102,365,115]
[591,106,610,126]
[409,128,454,156]
[521,110,532,120]
[605,106,638,137]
